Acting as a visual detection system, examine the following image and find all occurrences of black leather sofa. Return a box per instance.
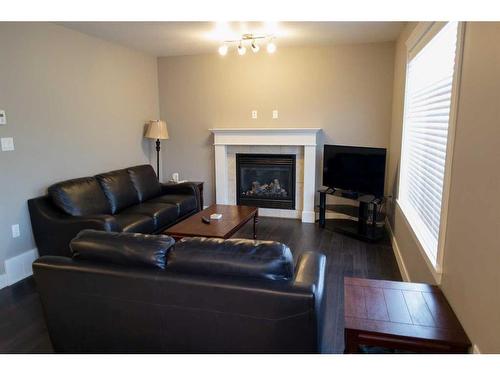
[28,165,201,258]
[33,230,327,353]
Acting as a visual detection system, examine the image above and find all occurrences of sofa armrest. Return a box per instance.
[294,251,326,288]
[160,182,201,211]
[28,196,118,257]
[293,251,327,351]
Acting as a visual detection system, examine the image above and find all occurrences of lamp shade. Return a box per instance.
[145,120,169,140]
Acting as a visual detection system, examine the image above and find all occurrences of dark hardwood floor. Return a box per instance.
[0,276,52,353]
[0,217,401,354]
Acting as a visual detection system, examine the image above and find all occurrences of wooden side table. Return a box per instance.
[344,277,471,353]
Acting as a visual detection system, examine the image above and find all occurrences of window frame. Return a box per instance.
[397,22,466,283]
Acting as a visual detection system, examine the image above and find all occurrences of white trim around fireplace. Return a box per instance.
[210,128,321,223]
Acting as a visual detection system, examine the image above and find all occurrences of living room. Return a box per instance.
[1,0,499,372]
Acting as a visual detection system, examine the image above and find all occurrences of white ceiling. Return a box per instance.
[60,22,405,57]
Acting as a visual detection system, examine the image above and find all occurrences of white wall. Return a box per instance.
[0,22,160,277]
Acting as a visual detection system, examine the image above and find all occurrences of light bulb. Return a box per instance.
[251,41,260,53]
[218,44,228,56]
[266,41,277,54]
[237,44,246,56]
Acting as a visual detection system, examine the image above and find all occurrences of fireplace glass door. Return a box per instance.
[236,154,296,209]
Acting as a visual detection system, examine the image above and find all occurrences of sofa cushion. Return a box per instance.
[96,169,140,214]
[70,229,175,270]
[114,213,155,233]
[127,165,162,202]
[48,177,111,216]
[167,237,294,281]
[149,194,197,216]
[121,202,179,230]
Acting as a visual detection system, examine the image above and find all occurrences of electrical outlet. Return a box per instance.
[12,224,20,238]
[0,110,6,125]
[272,110,279,119]
[1,137,14,151]
[251,110,258,119]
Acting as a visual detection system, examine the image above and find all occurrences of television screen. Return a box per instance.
[322,145,386,197]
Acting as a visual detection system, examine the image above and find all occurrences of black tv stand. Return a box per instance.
[339,190,359,200]
[318,187,385,242]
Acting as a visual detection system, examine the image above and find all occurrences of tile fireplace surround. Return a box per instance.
[210,128,321,223]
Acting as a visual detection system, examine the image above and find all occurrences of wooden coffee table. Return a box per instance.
[344,277,471,353]
[164,204,258,240]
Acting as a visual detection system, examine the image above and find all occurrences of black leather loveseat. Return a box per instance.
[28,165,201,257]
[33,230,327,353]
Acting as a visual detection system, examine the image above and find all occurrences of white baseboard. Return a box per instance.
[3,248,39,287]
[258,207,302,220]
[385,218,410,282]
[301,210,315,223]
[281,210,302,220]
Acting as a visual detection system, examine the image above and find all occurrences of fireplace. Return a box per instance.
[236,153,296,210]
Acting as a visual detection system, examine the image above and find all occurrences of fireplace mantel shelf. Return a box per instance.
[210,128,321,132]
[210,128,321,147]
[210,127,322,223]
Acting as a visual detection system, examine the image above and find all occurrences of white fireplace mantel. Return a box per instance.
[210,128,321,223]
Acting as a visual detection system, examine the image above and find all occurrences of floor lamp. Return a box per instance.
[145,120,169,180]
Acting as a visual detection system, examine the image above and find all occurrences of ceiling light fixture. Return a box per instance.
[218,33,275,56]
[251,40,260,53]
[218,44,228,56]
[266,40,277,54]
[237,43,246,55]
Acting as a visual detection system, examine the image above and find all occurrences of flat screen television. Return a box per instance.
[322,145,387,198]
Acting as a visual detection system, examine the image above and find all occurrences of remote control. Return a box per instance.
[201,216,210,224]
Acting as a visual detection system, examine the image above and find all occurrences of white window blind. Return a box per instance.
[399,22,460,266]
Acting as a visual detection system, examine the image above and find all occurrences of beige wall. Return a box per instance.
[387,22,500,352]
[440,22,500,354]
[157,43,396,206]
[0,23,159,275]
